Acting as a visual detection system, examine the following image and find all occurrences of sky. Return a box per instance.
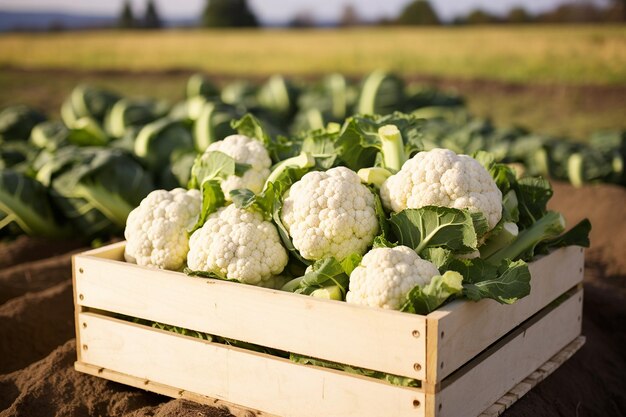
[0,0,590,22]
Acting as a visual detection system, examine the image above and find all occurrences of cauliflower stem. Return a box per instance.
[378,124,406,172]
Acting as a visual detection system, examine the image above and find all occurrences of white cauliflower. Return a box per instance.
[204,134,272,198]
[187,205,288,286]
[124,188,201,270]
[280,166,379,261]
[346,246,440,310]
[380,148,502,230]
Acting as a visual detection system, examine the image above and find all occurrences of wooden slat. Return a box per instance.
[74,252,426,380]
[430,288,583,417]
[71,255,83,363]
[77,312,426,417]
[426,246,584,383]
[75,240,125,260]
[478,336,585,417]
[74,362,276,417]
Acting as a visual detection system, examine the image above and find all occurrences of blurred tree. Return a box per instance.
[289,10,315,28]
[538,3,603,23]
[507,7,533,24]
[144,0,162,29]
[465,9,498,24]
[396,0,440,25]
[605,0,626,21]
[202,0,259,28]
[118,0,136,29]
[339,4,360,27]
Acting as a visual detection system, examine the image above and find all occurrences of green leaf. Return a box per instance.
[188,151,235,189]
[183,267,236,282]
[447,257,499,285]
[234,162,251,176]
[534,218,591,255]
[335,117,381,171]
[334,112,423,171]
[231,113,272,147]
[470,211,489,240]
[134,118,194,171]
[282,257,352,298]
[372,235,396,249]
[400,271,464,315]
[340,253,363,276]
[152,322,214,341]
[290,353,419,388]
[191,179,225,232]
[0,169,70,238]
[230,188,256,210]
[390,207,480,254]
[373,192,391,240]
[462,259,531,304]
[38,147,154,237]
[513,177,553,227]
[420,247,454,270]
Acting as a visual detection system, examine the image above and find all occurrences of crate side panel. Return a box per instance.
[431,246,584,382]
[433,288,583,417]
[75,362,279,417]
[74,253,426,379]
[78,312,426,417]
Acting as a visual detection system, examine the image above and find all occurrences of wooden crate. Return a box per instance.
[73,242,585,417]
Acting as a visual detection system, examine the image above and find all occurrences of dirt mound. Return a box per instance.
[0,280,75,374]
[0,340,165,417]
[0,182,624,417]
[0,252,76,305]
[0,236,84,270]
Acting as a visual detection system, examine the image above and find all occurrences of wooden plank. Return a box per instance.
[74,252,427,380]
[75,240,125,260]
[71,255,83,363]
[432,288,583,417]
[77,312,426,417]
[477,336,585,417]
[75,362,276,417]
[427,246,584,383]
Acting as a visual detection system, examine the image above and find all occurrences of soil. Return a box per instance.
[0,182,624,417]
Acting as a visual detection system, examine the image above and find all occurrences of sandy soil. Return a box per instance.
[0,182,624,417]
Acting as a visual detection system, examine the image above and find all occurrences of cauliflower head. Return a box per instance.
[346,246,440,310]
[380,148,502,229]
[205,134,272,198]
[281,166,379,261]
[187,204,288,286]
[124,188,201,270]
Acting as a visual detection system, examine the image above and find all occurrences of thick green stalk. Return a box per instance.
[310,285,344,301]
[263,151,315,190]
[280,276,304,293]
[486,211,565,265]
[378,124,406,172]
[479,222,519,259]
[358,167,392,188]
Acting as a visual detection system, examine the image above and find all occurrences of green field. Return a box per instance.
[1,25,625,85]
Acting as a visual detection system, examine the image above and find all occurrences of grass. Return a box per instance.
[0,26,626,85]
